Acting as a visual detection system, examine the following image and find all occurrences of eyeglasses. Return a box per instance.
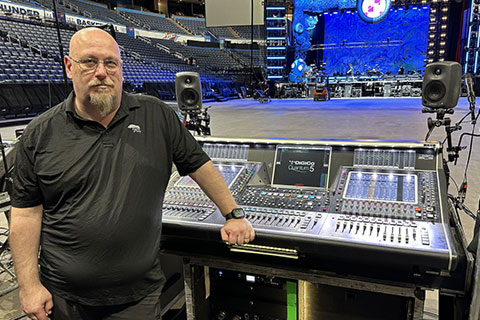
[69,56,122,73]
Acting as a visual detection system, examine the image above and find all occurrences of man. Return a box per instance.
[9,27,255,320]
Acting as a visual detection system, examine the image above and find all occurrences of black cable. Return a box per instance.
[425,125,435,141]
[450,175,459,191]
[423,310,439,319]
[448,196,463,225]
[460,202,476,220]
[456,132,480,147]
[456,110,471,126]
[457,121,477,199]
[448,193,476,220]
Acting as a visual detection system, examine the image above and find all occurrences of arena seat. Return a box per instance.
[174,16,235,39]
[119,10,186,34]
[231,25,265,40]
[0,15,242,121]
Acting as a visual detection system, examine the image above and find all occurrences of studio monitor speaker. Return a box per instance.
[422,61,461,109]
[175,72,202,112]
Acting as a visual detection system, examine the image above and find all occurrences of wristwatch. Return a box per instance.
[224,208,245,220]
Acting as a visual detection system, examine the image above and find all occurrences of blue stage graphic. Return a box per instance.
[290,1,429,82]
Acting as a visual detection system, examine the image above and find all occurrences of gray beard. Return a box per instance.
[89,91,116,117]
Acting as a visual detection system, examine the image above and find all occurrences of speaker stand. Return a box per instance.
[182,107,211,136]
[422,107,462,163]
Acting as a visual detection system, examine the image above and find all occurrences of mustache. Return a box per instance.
[88,79,114,88]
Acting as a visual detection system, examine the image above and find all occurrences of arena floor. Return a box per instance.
[0,96,478,319]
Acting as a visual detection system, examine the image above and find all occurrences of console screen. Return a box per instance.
[344,172,417,203]
[175,164,244,188]
[272,145,331,188]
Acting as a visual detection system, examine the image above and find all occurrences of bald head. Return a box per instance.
[65,27,124,122]
[69,28,121,59]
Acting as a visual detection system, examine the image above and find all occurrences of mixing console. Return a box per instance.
[353,148,416,168]
[163,161,267,221]
[161,137,457,279]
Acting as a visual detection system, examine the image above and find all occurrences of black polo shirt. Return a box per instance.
[11,91,210,305]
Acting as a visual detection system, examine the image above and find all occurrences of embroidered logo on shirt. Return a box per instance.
[127,124,142,134]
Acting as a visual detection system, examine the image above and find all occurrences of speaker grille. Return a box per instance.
[175,71,202,112]
[181,88,200,106]
[424,80,446,103]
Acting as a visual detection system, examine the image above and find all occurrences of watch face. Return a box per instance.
[231,208,245,218]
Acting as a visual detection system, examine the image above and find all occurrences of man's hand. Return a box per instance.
[19,284,53,320]
[221,218,255,245]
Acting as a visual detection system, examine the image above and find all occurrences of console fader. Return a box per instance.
[163,161,268,222]
[161,137,458,280]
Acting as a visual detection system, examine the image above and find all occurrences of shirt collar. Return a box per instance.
[65,90,140,125]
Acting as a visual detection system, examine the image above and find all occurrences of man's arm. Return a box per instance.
[9,205,53,320]
[189,160,255,245]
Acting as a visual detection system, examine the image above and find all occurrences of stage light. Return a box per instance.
[440,33,447,38]
[429,34,435,39]
[441,24,447,30]
[440,41,446,46]
[441,16,447,21]
[439,49,445,54]
[429,25,436,31]
[441,7,448,12]
[428,50,434,55]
